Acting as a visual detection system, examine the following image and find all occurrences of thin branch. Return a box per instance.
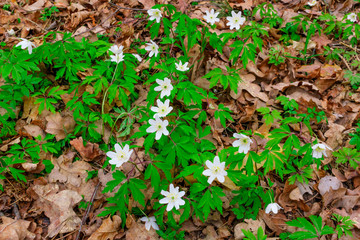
[75,181,101,240]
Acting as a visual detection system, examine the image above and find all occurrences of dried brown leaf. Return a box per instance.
[70,137,104,162]
[230,74,269,102]
[23,0,47,11]
[32,184,82,238]
[0,217,36,240]
[318,175,342,196]
[45,112,75,141]
[88,215,122,240]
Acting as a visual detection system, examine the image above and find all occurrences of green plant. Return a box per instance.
[40,6,59,21]
[243,227,268,240]
[333,147,360,169]
[253,2,283,28]
[268,45,286,66]
[344,70,360,89]
[282,215,334,239]
[3,4,11,11]
[332,213,355,238]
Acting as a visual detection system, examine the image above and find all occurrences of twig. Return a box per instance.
[75,181,101,240]
[330,47,351,71]
[340,42,360,62]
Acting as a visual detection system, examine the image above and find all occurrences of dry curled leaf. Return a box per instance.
[318,175,342,196]
[70,137,104,162]
[31,184,82,238]
[45,112,75,141]
[88,215,122,240]
[0,216,36,240]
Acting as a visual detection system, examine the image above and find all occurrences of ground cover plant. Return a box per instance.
[1,0,360,239]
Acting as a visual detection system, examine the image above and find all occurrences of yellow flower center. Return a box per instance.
[212,166,220,174]
[168,193,178,202]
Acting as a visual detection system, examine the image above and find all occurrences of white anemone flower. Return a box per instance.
[109,45,124,55]
[146,115,169,140]
[232,133,253,154]
[312,143,332,159]
[7,29,15,36]
[154,78,173,98]
[140,216,159,231]
[110,52,124,64]
[175,61,190,72]
[226,11,246,30]
[202,156,227,184]
[148,9,162,23]
[159,184,186,211]
[265,203,282,214]
[151,99,173,118]
[347,13,358,23]
[110,53,124,63]
[203,9,220,25]
[132,54,142,62]
[106,143,133,167]
[145,40,159,57]
[15,38,36,54]
[307,0,317,6]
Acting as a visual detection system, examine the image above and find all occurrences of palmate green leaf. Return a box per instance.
[198,189,212,220]
[103,170,126,193]
[144,164,161,191]
[8,167,26,182]
[129,178,146,207]
[286,215,335,240]
[179,199,191,224]
[261,149,285,176]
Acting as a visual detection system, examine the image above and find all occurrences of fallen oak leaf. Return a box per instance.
[70,137,104,162]
[0,216,36,240]
[23,0,46,11]
[45,112,75,141]
[88,215,122,240]
[48,152,98,201]
[31,185,82,238]
[230,74,269,103]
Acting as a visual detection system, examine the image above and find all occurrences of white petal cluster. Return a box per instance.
[159,184,185,211]
[109,44,124,64]
[226,11,246,30]
[312,143,332,159]
[202,156,227,184]
[175,61,190,72]
[148,9,162,23]
[154,78,173,98]
[151,99,173,118]
[15,38,36,54]
[203,9,220,25]
[347,13,358,23]
[147,79,173,141]
[109,45,124,55]
[7,29,15,36]
[132,53,142,62]
[307,0,317,6]
[146,115,169,140]
[232,133,253,154]
[265,203,282,214]
[145,40,159,57]
[140,216,159,231]
[106,143,133,167]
